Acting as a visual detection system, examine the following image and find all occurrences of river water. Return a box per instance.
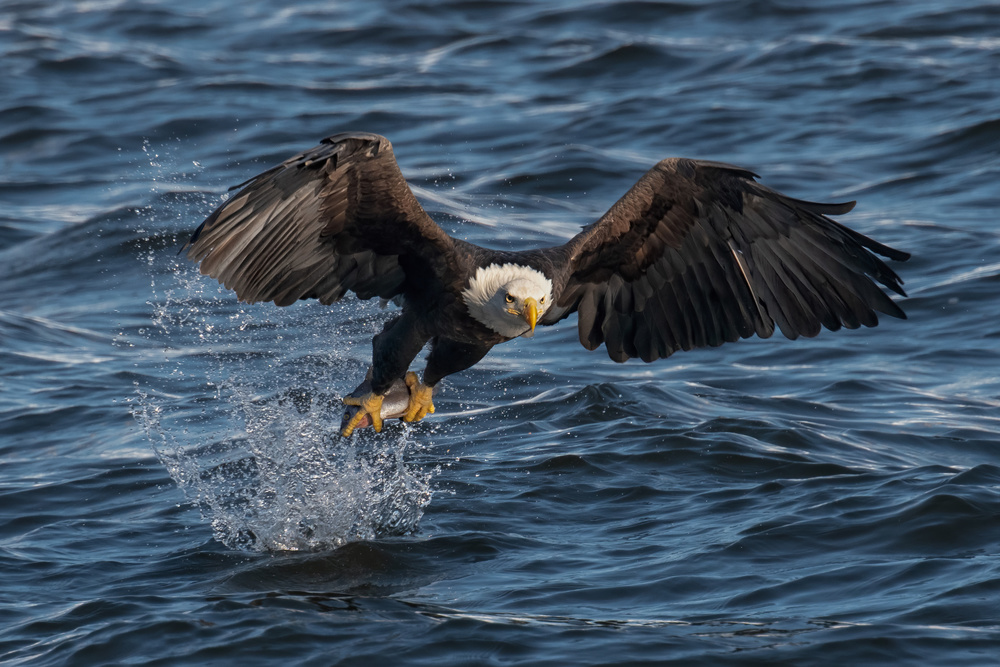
[2,1,999,664]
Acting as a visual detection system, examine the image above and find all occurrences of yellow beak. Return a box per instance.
[522,297,539,333]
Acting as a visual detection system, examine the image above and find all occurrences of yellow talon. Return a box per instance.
[341,392,384,437]
[402,371,435,423]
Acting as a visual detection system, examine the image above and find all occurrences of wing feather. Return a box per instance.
[184,132,457,306]
[539,157,909,362]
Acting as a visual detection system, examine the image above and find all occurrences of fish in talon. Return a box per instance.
[341,373,420,434]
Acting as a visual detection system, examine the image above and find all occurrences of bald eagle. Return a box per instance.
[184,132,908,436]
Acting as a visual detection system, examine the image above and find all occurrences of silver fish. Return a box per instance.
[340,370,416,433]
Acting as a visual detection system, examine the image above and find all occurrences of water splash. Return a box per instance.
[136,381,434,552]
[130,144,434,551]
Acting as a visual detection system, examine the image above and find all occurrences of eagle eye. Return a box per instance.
[540,296,545,304]
[505,293,514,304]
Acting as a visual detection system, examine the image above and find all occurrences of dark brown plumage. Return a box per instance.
[186,133,458,308]
[184,132,909,433]
[543,157,908,362]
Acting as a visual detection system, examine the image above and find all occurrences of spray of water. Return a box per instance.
[137,377,434,552]
[129,142,434,552]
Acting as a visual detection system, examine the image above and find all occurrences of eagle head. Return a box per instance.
[462,263,553,339]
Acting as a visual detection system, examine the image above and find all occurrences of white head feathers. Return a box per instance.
[462,263,553,338]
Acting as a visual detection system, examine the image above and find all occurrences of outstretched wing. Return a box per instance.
[184,132,457,306]
[541,158,909,363]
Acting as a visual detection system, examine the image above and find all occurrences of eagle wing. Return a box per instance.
[540,158,909,362]
[184,132,456,307]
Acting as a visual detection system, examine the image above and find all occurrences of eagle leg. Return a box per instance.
[341,392,384,437]
[402,372,435,423]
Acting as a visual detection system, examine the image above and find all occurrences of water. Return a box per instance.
[2,0,999,663]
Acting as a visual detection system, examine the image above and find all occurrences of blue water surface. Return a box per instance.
[2,1,999,664]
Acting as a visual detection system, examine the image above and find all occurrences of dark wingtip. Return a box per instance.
[178,218,208,256]
[796,194,911,263]
[859,234,911,263]
[790,197,857,216]
[690,158,761,180]
[833,200,857,214]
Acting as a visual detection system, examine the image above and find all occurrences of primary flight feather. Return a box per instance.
[184,132,909,436]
